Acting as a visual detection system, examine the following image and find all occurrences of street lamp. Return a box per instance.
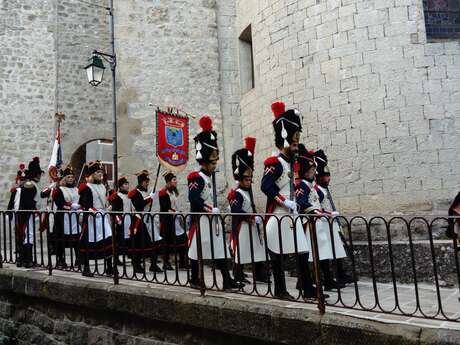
[84,55,105,87]
[84,0,118,189]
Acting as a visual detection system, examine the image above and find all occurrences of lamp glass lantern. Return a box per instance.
[85,55,106,87]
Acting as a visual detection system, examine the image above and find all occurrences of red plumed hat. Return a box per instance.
[271,102,285,119]
[195,116,219,164]
[244,137,256,154]
[199,115,213,132]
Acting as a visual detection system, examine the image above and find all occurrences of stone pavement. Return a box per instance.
[3,259,460,332]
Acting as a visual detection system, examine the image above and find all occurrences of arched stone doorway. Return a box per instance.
[70,139,113,185]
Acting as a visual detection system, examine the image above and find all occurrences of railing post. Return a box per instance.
[0,212,4,269]
[46,211,52,276]
[196,214,206,296]
[310,217,325,314]
[111,213,119,285]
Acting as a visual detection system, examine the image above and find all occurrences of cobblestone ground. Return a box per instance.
[2,254,460,331]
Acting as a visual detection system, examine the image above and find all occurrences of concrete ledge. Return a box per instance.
[0,268,459,344]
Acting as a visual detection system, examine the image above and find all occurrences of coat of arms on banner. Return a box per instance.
[156,109,189,172]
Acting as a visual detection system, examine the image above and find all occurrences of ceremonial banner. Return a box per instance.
[156,109,189,172]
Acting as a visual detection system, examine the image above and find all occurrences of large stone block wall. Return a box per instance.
[0,0,56,207]
[0,268,457,345]
[0,0,113,209]
[115,0,239,211]
[236,0,460,214]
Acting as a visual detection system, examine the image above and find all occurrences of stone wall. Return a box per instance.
[235,0,460,214]
[0,0,113,209]
[0,268,458,345]
[0,0,56,207]
[115,0,238,211]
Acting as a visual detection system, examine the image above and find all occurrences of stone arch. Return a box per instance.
[65,128,113,183]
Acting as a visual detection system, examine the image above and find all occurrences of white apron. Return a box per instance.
[118,192,132,239]
[170,192,185,236]
[87,183,112,243]
[233,188,267,264]
[314,185,347,260]
[188,172,230,260]
[24,181,40,245]
[138,189,162,242]
[265,156,309,254]
[60,187,80,236]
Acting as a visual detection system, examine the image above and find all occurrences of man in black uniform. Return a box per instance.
[8,157,44,268]
[128,170,161,273]
[108,176,145,273]
[261,102,315,300]
[52,165,80,268]
[78,161,113,277]
[187,116,242,290]
[159,171,187,270]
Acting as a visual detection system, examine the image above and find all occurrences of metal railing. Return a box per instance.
[0,210,459,322]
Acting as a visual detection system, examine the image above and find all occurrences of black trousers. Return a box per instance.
[190,259,232,285]
[269,251,314,296]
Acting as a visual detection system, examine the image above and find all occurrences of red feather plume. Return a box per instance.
[244,137,256,154]
[19,163,25,170]
[271,102,285,118]
[199,116,213,132]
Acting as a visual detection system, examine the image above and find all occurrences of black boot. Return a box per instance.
[218,260,244,290]
[82,257,94,277]
[22,244,34,268]
[233,263,250,284]
[296,253,317,299]
[189,259,200,288]
[336,259,355,284]
[321,260,345,291]
[254,262,271,283]
[178,251,188,269]
[105,257,114,276]
[16,245,23,268]
[132,255,144,274]
[269,252,294,300]
[149,253,162,273]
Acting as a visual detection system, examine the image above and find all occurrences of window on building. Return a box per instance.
[239,25,255,94]
[423,0,460,39]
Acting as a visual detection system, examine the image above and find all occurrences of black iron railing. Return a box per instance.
[0,210,459,322]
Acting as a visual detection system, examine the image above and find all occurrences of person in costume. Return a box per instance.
[159,171,187,270]
[295,145,343,291]
[447,191,460,240]
[7,157,44,268]
[228,137,269,284]
[51,165,80,268]
[314,150,354,287]
[108,176,146,273]
[128,170,161,273]
[187,115,242,290]
[15,163,26,186]
[261,102,315,300]
[78,160,113,277]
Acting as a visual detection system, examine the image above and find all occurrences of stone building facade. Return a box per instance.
[0,0,112,208]
[1,0,459,214]
[236,0,460,214]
